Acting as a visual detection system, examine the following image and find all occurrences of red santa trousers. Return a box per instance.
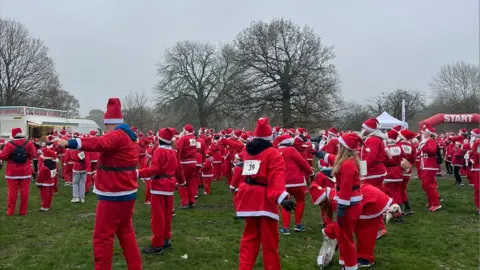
[224,158,233,184]
[213,162,222,181]
[355,216,383,264]
[40,186,54,209]
[150,195,173,247]
[466,168,473,185]
[384,182,402,205]
[281,186,306,228]
[6,180,30,216]
[63,164,73,183]
[416,162,422,178]
[53,176,58,193]
[421,170,440,207]
[144,181,152,203]
[86,172,93,193]
[336,203,362,269]
[179,164,197,205]
[239,217,281,270]
[400,176,411,204]
[202,177,212,195]
[471,171,479,209]
[93,200,142,270]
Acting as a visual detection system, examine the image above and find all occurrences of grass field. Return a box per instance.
[0,173,479,270]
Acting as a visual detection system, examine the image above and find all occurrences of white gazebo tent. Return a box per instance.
[376,111,408,130]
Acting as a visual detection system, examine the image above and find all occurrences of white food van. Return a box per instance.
[0,106,101,139]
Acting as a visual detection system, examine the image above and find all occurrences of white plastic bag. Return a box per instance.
[317,236,337,268]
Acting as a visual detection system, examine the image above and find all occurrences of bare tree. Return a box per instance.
[337,101,372,131]
[0,18,80,114]
[368,89,426,121]
[233,18,339,127]
[429,62,480,113]
[86,109,105,127]
[123,91,155,131]
[155,41,245,127]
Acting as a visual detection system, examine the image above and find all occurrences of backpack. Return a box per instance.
[9,141,29,163]
[436,143,443,165]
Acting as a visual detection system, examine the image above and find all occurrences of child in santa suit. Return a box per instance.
[200,153,214,195]
[310,181,392,268]
[397,129,417,215]
[330,132,363,270]
[36,149,57,211]
[230,152,244,218]
[314,169,336,227]
[383,130,405,208]
[140,147,154,204]
[469,139,480,213]
[138,128,187,254]
[235,118,295,270]
[452,137,465,186]
[276,134,314,234]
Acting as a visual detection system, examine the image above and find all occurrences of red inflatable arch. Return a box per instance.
[418,113,480,131]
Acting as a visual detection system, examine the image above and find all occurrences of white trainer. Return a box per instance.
[71,197,80,203]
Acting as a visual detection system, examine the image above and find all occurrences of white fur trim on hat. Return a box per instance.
[362,123,376,133]
[337,136,352,150]
[279,137,294,145]
[104,118,123,124]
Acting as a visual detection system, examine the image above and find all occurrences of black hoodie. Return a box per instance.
[246,139,272,156]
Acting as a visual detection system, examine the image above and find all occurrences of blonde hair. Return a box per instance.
[333,144,360,175]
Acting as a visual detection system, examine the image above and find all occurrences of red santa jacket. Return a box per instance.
[384,142,405,183]
[419,138,439,171]
[359,183,392,219]
[360,132,388,180]
[334,158,362,206]
[139,150,153,181]
[36,164,56,187]
[314,171,336,189]
[398,141,416,177]
[230,163,244,192]
[67,125,139,201]
[208,142,223,165]
[278,145,313,188]
[221,137,245,154]
[235,140,289,220]
[445,143,455,162]
[70,150,91,173]
[470,140,480,172]
[200,159,214,178]
[196,137,207,166]
[0,138,36,180]
[138,145,185,196]
[321,138,338,156]
[452,145,465,167]
[175,134,197,164]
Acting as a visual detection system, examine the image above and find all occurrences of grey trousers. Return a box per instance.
[72,171,87,199]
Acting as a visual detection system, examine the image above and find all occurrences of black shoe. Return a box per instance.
[189,203,196,208]
[358,258,374,268]
[194,195,199,199]
[142,246,164,255]
[234,216,244,220]
[163,240,172,250]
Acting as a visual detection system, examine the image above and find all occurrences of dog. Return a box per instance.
[385,204,402,224]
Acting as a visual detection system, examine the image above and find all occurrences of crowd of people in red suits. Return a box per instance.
[0,97,479,270]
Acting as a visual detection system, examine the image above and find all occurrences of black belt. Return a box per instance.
[245,177,267,187]
[153,174,173,179]
[98,165,137,172]
[336,185,360,191]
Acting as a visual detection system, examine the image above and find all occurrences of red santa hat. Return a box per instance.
[225,128,234,136]
[131,126,138,133]
[42,149,56,159]
[60,129,67,136]
[11,128,25,138]
[392,125,404,133]
[232,129,243,139]
[421,124,436,136]
[183,124,194,134]
[138,132,144,138]
[399,129,415,141]
[277,134,294,146]
[0,138,5,144]
[288,128,296,136]
[296,128,306,135]
[103,98,123,125]
[89,130,98,136]
[309,182,328,205]
[386,130,398,141]
[273,126,280,133]
[157,128,174,144]
[338,132,364,150]
[471,128,480,138]
[459,128,467,134]
[254,117,273,141]
[73,132,80,138]
[147,130,154,136]
[327,127,338,137]
[362,118,379,132]
[220,130,226,137]
[239,133,249,143]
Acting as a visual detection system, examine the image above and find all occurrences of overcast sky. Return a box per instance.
[1,0,478,116]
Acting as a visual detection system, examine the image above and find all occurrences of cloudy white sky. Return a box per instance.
[1,0,478,116]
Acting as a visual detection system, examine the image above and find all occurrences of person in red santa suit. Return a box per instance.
[397,129,416,215]
[208,135,224,181]
[58,98,142,270]
[195,132,207,191]
[36,149,57,211]
[70,138,91,203]
[444,137,454,175]
[230,152,245,219]
[87,130,100,193]
[140,147,155,205]
[469,139,480,213]
[360,118,388,190]
[138,132,148,166]
[276,134,314,235]
[62,141,75,186]
[383,130,405,211]
[463,143,473,186]
[0,128,37,216]
[418,125,442,212]
[451,136,466,186]
[137,128,187,254]
[175,124,199,208]
[200,152,214,195]
[236,118,295,270]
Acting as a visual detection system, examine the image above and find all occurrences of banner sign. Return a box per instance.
[0,106,65,118]
[0,107,24,115]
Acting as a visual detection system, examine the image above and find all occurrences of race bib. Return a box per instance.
[401,145,412,154]
[389,146,402,156]
[359,160,367,176]
[242,160,261,176]
[78,151,85,160]
[196,142,201,148]
[189,139,197,147]
[50,170,57,178]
